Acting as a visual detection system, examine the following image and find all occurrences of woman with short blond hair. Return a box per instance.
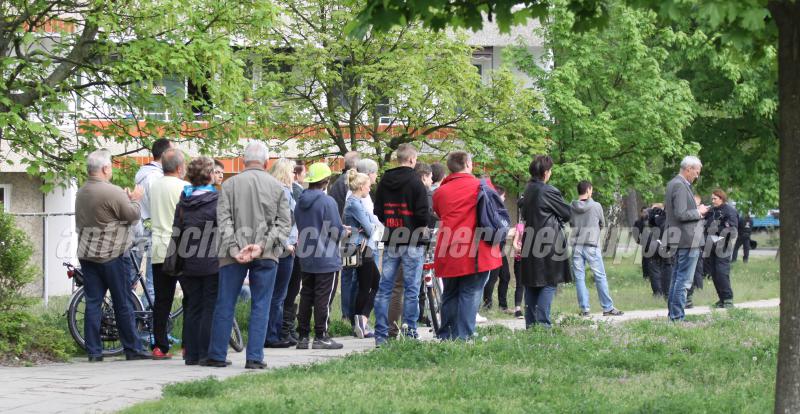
[264,158,300,347]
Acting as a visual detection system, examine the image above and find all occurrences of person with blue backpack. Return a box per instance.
[432,151,508,340]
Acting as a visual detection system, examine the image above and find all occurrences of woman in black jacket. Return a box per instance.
[704,189,739,308]
[516,155,572,328]
[172,157,219,365]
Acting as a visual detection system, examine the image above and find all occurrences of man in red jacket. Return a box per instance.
[433,151,502,340]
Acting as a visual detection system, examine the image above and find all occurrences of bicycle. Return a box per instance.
[422,232,443,336]
[64,251,244,357]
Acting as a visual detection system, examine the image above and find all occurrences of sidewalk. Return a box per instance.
[0,337,377,414]
[0,298,779,414]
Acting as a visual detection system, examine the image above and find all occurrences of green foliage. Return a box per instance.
[0,209,38,312]
[350,0,609,36]
[125,309,778,413]
[0,310,75,364]
[256,0,543,167]
[462,68,548,193]
[667,32,778,213]
[0,0,278,189]
[508,0,697,206]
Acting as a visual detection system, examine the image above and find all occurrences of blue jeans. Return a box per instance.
[524,285,557,328]
[572,245,615,312]
[374,245,424,339]
[79,257,143,357]
[438,272,491,340]
[266,254,295,344]
[208,259,277,362]
[340,267,359,321]
[668,248,700,321]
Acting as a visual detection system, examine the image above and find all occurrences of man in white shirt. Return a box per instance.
[132,138,174,301]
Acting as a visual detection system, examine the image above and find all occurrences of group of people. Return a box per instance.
[632,156,742,319]
[74,137,740,367]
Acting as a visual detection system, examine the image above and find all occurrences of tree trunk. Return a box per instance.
[771,1,800,412]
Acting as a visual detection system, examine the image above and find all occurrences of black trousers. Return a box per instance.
[280,254,302,340]
[152,263,179,353]
[179,273,218,362]
[297,272,338,338]
[708,252,733,301]
[354,252,380,317]
[642,255,650,279]
[733,236,751,262]
[483,256,511,309]
[648,255,674,297]
[511,259,524,307]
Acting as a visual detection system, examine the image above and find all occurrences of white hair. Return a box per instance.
[680,156,702,171]
[243,141,269,164]
[86,149,112,174]
[356,158,378,175]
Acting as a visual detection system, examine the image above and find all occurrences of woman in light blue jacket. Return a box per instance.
[343,169,379,338]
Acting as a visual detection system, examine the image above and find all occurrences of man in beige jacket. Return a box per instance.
[75,149,152,362]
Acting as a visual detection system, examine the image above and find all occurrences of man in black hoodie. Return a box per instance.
[372,144,430,346]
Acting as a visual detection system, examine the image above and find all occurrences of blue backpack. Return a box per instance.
[476,179,511,245]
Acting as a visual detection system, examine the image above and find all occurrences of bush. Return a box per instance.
[0,209,38,312]
[0,210,74,364]
[0,310,75,364]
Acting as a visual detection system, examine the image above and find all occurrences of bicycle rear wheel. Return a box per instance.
[229,319,244,352]
[67,287,144,357]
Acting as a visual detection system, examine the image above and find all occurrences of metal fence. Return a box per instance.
[9,212,75,306]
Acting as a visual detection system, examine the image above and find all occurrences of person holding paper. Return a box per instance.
[704,189,739,308]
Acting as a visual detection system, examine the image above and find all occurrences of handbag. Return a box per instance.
[341,239,368,269]
[162,206,184,277]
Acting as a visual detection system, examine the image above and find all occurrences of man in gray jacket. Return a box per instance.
[570,181,623,316]
[206,141,292,369]
[664,156,709,321]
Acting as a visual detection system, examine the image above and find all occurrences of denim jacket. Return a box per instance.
[282,185,298,246]
[343,194,375,250]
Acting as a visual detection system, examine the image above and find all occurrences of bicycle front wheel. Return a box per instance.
[67,287,144,357]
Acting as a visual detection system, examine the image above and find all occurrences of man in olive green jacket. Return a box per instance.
[206,142,291,369]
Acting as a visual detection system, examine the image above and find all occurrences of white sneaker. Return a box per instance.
[476,313,488,323]
[353,315,365,339]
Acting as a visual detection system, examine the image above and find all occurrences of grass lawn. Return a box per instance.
[123,308,778,413]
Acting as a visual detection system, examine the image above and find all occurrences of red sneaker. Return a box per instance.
[152,348,173,360]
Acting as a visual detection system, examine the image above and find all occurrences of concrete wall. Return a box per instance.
[0,172,45,296]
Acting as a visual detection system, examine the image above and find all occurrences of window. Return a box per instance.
[141,76,186,121]
[0,184,10,212]
[331,61,360,111]
[471,47,493,84]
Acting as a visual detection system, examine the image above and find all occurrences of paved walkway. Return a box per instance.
[0,298,779,414]
[494,298,781,329]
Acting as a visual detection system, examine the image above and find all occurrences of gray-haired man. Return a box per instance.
[75,149,152,362]
[206,142,291,369]
[664,156,709,321]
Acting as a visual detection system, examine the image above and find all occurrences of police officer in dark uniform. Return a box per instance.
[705,189,739,307]
[732,213,753,263]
